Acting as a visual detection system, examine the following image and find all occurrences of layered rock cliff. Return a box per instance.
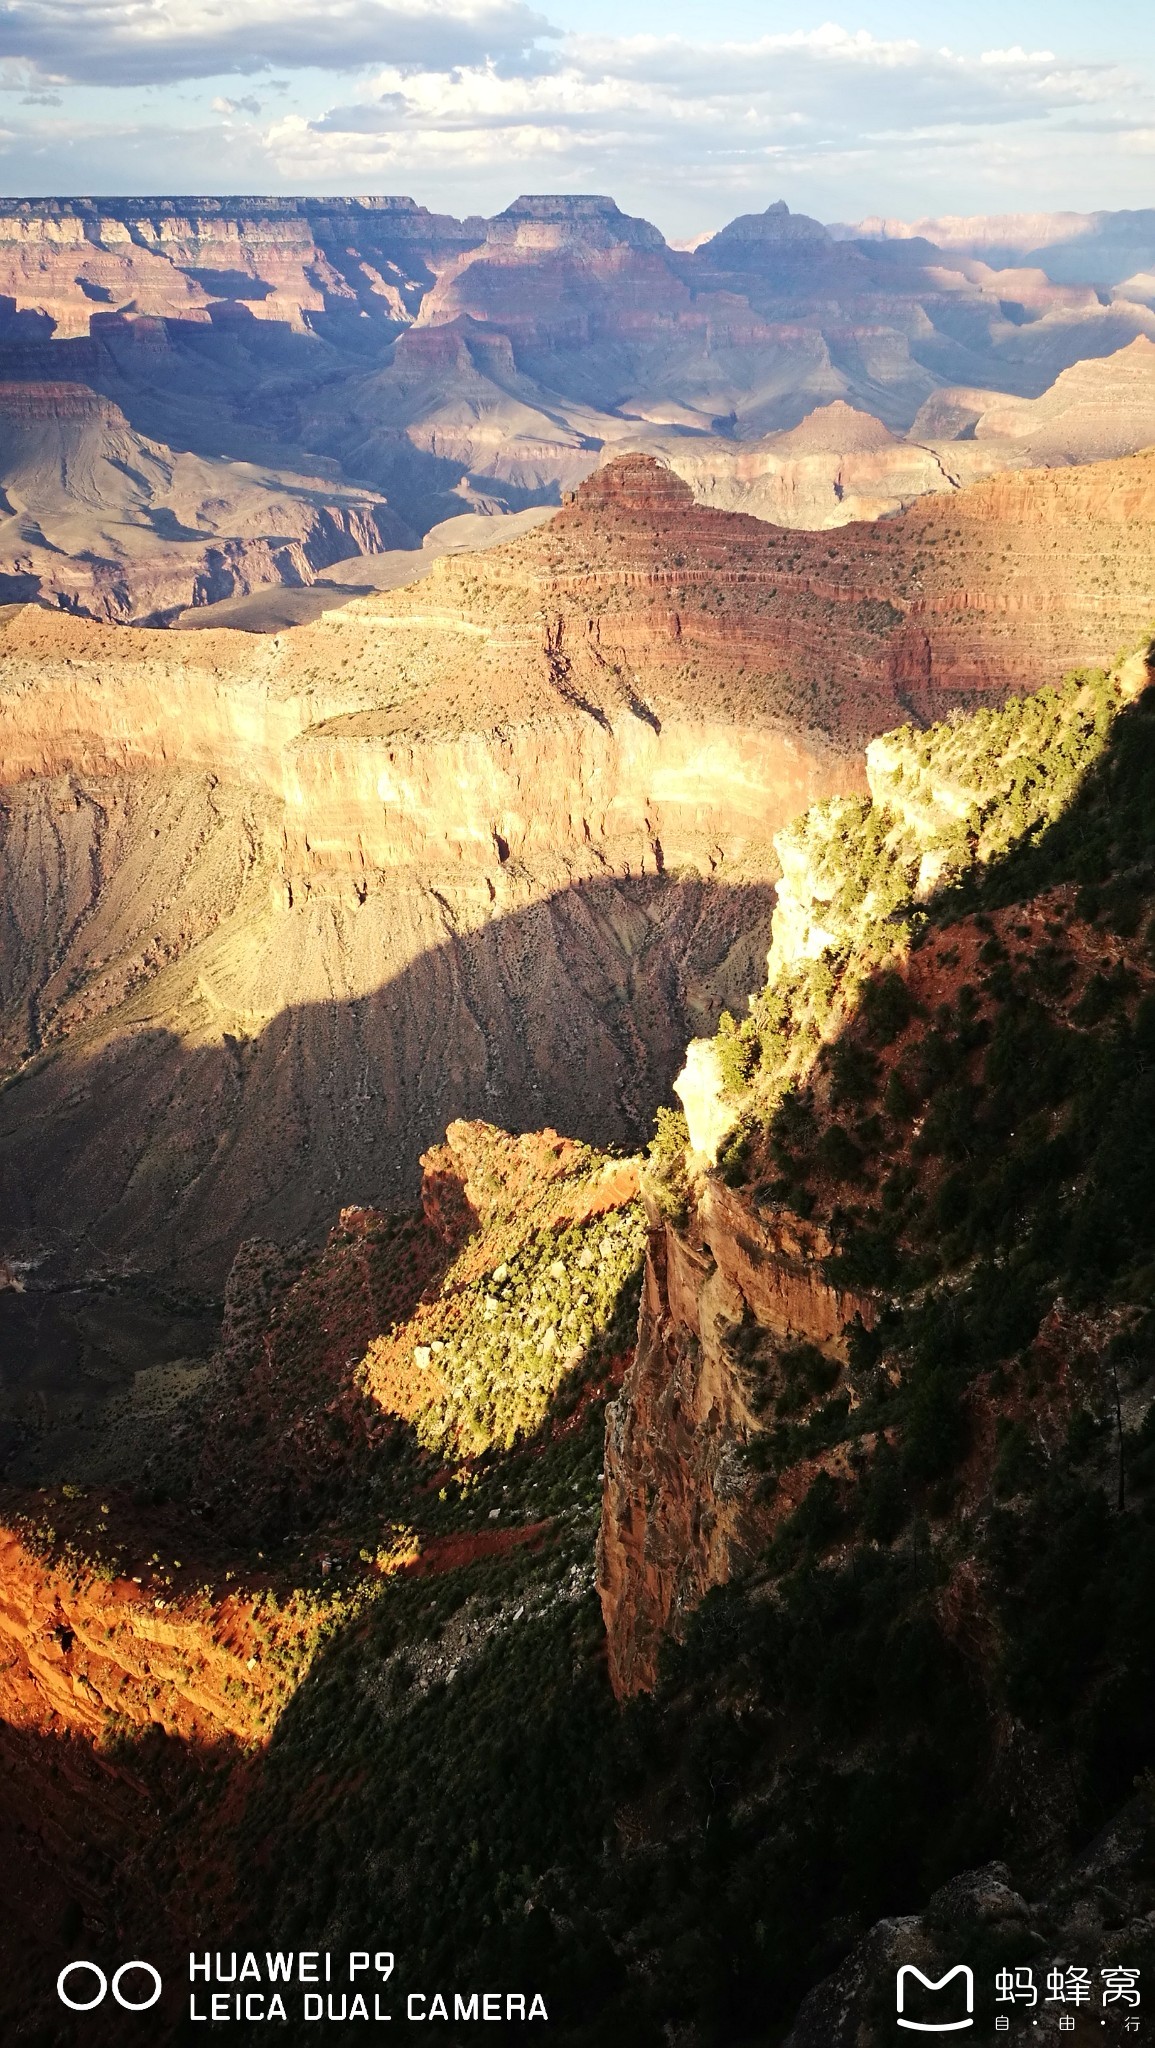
[599,639,1155,1697]
[0,195,484,338]
[3,449,1153,1288]
[653,400,957,528]
[0,379,412,622]
[5,193,1155,557]
[598,1180,876,1695]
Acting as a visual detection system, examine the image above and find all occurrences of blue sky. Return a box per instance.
[0,1,1152,232]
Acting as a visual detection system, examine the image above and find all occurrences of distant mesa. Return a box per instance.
[695,197,832,262]
[487,193,667,252]
[0,378,114,421]
[831,206,1155,286]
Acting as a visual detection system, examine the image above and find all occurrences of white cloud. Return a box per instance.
[0,0,555,88]
[266,27,1141,182]
[0,19,1152,226]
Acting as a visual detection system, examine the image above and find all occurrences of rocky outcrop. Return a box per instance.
[0,1525,286,1747]
[598,1179,875,1696]
[0,1107,645,2035]
[784,1839,1155,2047]
[655,401,957,528]
[0,380,412,622]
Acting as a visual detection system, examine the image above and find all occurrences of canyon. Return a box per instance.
[657,338,1155,527]
[0,378,412,622]
[3,645,1154,2044]
[3,446,1153,1306]
[3,195,1155,617]
[3,191,1155,2037]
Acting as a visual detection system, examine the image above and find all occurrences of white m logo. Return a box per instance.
[896,1964,974,2032]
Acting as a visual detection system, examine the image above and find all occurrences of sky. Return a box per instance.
[0,0,1153,234]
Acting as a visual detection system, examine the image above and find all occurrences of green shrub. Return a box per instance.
[715,1010,759,1094]
[861,969,915,1045]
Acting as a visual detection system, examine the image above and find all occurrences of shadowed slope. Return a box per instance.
[0,868,773,1288]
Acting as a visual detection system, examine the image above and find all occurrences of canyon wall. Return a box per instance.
[0,380,412,623]
[596,643,1155,1705]
[3,197,1155,604]
[0,609,847,882]
[0,196,484,338]
[0,773,780,1286]
[3,449,1153,1287]
[652,400,958,528]
[598,1183,875,1696]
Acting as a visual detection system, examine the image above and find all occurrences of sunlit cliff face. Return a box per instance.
[3,448,1154,1287]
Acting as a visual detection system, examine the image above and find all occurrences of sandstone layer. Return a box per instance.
[0,195,484,339]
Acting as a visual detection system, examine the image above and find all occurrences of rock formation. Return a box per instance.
[909,336,1155,481]
[643,339,1155,530]
[0,379,413,621]
[0,1112,644,2039]
[2,448,1153,1286]
[598,1176,876,1696]
[651,400,956,527]
[599,644,1155,1696]
[4,194,1155,558]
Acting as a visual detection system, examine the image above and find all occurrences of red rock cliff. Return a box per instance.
[598,1177,875,1696]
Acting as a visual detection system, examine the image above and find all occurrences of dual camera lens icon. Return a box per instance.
[57,1960,163,2012]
